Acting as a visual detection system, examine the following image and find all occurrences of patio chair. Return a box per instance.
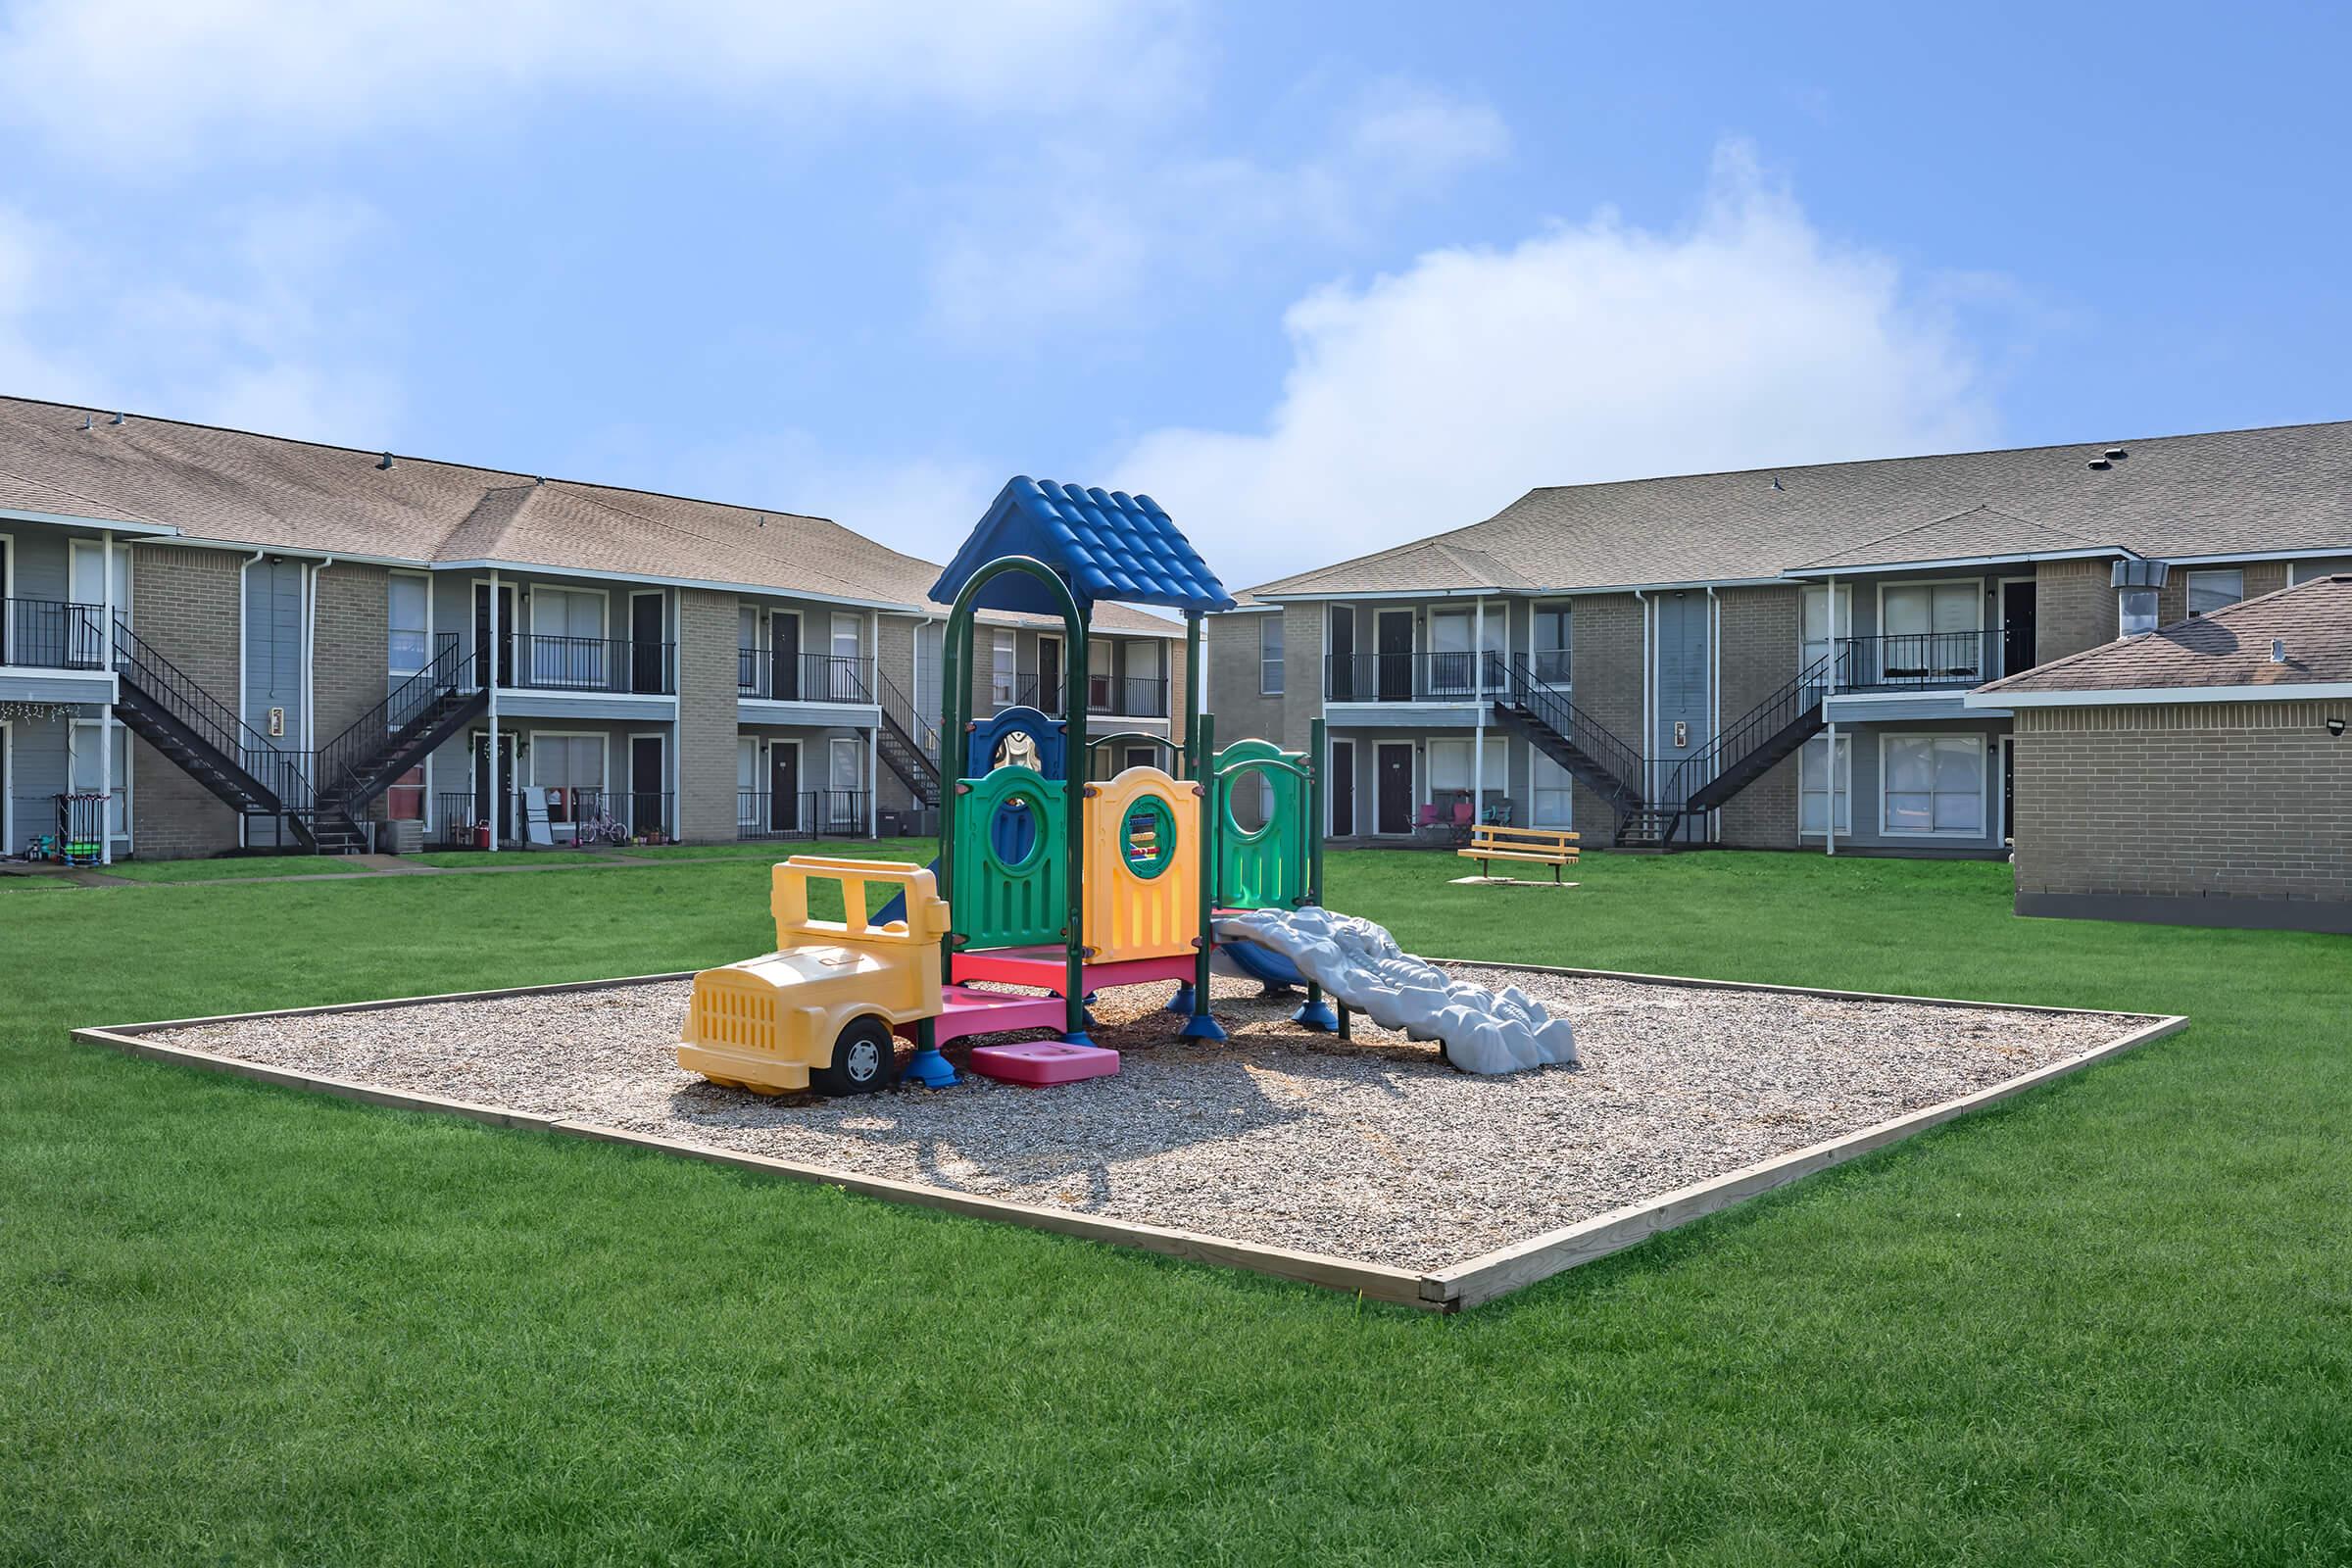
[1449,799,1476,844]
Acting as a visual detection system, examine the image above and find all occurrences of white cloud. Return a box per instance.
[1112,141,2003,586]
[0,0,1194,164]
[0,200,401,444]
[924,80,1510,338]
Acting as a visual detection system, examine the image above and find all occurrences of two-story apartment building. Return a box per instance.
[0,397,1182,861]
[1207,421,2352,856]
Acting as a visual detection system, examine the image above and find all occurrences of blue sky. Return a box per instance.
[2,2,2345,586]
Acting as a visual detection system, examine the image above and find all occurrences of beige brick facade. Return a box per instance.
[676,588,737,843]
[1566,593,1642,833]
[1714,585,1802,849]
[125,544,245,858]
[2034,558,2115,664]
[2014,699,2352,929]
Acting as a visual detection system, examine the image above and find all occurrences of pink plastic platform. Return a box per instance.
[899,985,1071,1048]
[968,1040,1121,1086]
[953,944,1198,993]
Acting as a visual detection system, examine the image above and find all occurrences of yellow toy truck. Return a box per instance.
[679,857,949,1097]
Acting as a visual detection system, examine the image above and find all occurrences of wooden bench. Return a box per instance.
[1457,824,1580,882]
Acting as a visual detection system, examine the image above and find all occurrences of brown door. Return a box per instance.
[1038,636,1061,714]
[630,735,664,836]
[1376,611,1413,701]
[1375,743,1412,835]
[768,743,800,832]
[770,613,801,701]
[1330,739,1355,836]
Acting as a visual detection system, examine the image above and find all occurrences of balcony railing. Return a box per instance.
[736,649,872,704]
[1089,673,1169,718]
[1004,671,1169,717]
[430,787,675,848]
[501,634,675,695]
[2,598,109,670]
[1324,650,1510,704]
[736,788,873,839]
[1835,631,2005,692]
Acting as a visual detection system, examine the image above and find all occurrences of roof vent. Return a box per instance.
[376,451,395,470]
[2272,639,2287,663]
[2086,458,2112,470]
[1770,474,1783,491]
[2103,447,2127,460]
[110,412,125,426]
[78,414,92,432]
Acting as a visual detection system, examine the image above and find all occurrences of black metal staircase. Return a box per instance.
[1650,649,1846,847]
[310,636,485,853]
[873,668,942,809]
[1484,652,1659,846]
[110,619,318,848]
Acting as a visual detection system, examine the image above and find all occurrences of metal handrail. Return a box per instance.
[1836,629,2001,690]
[2,597,109,670]
[737,649,872,704]
[1663,646,1847,811]
[111,615,311,808]
[872,666,940,760]
[316,634,470,808]
[509,633,675,695]
[1491,651,1645,810]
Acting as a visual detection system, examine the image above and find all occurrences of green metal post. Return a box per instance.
[1063,603,1091,1042]
[1306,715,1327,908]
[1183,611,1202,782]
[1181,710,1223,1040]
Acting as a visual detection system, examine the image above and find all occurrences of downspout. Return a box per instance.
[1825,583,1839,858]
[305,557,333,816]
[1706,584,1719,846]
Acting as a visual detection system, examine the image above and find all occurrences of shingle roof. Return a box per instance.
[1248,420,2352,597]
[930,477,1235,617]
[1791,505,2111,570]
[1978,574,2352,695]
[0,395,1176,636]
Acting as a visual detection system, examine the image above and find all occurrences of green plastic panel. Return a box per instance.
[951,765,1066,950]
[1214,739,1306,910]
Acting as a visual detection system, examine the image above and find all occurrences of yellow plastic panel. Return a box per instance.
[1082,767,1200,961]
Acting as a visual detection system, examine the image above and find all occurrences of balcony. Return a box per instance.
[736,787,873,839]
[431,787,674,849]
[497,634,675,695]
[737,650,873,705]
[1834,631,2006,692]
[1004,671,1170,718]
[2,598,109,670]
[1325,650,1518,704]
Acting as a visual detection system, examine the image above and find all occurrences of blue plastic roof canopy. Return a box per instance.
[928,477,1237,617]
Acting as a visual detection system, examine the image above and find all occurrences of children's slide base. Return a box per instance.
[970,1041,1121,1086]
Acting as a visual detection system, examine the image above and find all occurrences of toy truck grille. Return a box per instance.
[686,972,780,1057]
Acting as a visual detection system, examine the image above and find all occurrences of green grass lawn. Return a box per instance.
[94,855,365,883]
[3,849,2347,1564]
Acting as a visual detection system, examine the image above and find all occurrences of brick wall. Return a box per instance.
[2035,558,2114,664]
[676,589,737,843]
[1714,584,1802,849]
[1279,602,1325,756]
[2155,560,2288,625]
[2015,700,2352,914]
[125,545,245,858]
[1567,593,1642,833]
[1205,612,1284,756]
[314,563,388,749]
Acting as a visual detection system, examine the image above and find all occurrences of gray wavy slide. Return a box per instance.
[1213,906,1578,1076]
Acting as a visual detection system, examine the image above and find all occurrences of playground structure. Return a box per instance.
[680,477,1574,1093]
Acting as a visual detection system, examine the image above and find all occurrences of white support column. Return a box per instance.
[99,530,115,863]
[866,608,880,838]
[1472,595,1488,817]
[1824,584,1840,858]
[487,569,501,854]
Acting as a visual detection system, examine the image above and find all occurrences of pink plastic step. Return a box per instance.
[968,1041,1121,1086]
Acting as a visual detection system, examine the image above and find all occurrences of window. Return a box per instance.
[1123,745,1156,773]
[1800,584,1852,668]
[1882,734,1984,836]
[737,608,760,693]
[69,721,129,839]
[829,738,862,827]
[991,630,1015,706]
[531,733,607,839]
[1533,604,1571,685]
[1530,751,1574,827]
[1879,581,1983,681]
[1427,609,1505,695]
[529,587,606,688]
[388,573,429,674]
[1798,734,1850,836]
[1427,737,1505,806]
[2185,569,2244,617]
[830,612,862,699]
[1259,615,1285,695]
[1089,637,1115,711]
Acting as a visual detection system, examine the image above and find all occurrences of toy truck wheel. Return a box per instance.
[813,1014,901,1097]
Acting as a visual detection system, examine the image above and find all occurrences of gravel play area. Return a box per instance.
[146,969,2155,1272]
